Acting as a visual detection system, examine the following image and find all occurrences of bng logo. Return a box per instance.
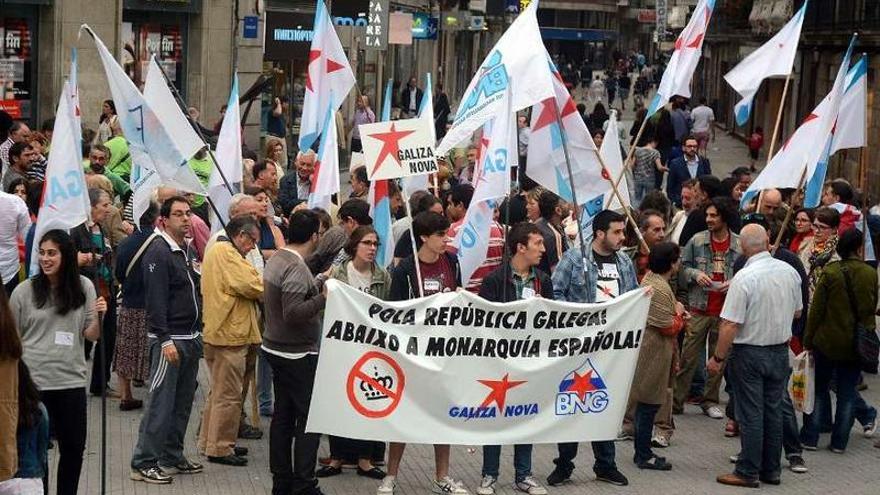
[455,51,509,121]
[555,358,609,415]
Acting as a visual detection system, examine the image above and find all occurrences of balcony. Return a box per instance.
[803,0,880,32]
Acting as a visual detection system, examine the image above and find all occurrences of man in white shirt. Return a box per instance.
[708,224,802,488]
[0,190,31,295]
[690,98,715,157]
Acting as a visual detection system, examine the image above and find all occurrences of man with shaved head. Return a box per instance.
[759,189,782,217]
[708,224,803,488]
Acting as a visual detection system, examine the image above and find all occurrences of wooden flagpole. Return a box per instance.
[771,161,807,253]
[757,72,792,211]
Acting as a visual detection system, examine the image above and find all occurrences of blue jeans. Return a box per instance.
[801,351,861,450]
[258,349,274,415]
[729,343,789,482]
[554,441,616,473]
[482,444,532,482]
[632,177,656,206]
[728,370,803,458]
[633,402,660,464]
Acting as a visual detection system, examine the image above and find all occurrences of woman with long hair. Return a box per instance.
[318,226,389,480]
[263,137,286,186]
[245,186,285,259]
[10,229,105,495]
[790,208,815,261]
[95,99,118,145]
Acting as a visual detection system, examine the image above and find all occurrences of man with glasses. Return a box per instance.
[198,216,264,467]
[667,136,712,208]
[131,196,205,484]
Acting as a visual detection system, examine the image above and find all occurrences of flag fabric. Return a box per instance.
[724,1,806,126]
[803,55,866,207]
[455,90,516,286]
[30,82,90,274]
[308,108,339,210]
[436,1,553,155]
[577,193,606,243]
[402,73,434,196]
[646,0,716,118]
[601,111,630,211]
[144,56,204,161]
[69,48,82,132]
[527,55,607,205]
[208,75,243,232]
[298,0,356,151]
[369,79,396,266]
[744,35,857,205]
[827,203,875,262]
[83,25,206,225]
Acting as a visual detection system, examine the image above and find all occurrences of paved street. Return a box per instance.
[53,101,877,495]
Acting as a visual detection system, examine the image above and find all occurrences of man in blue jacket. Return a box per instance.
[546,210,638,488]
[667,136,711,207]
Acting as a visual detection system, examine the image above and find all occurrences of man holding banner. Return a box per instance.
[548,210,637,487]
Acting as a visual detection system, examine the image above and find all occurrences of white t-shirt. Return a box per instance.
[0,191,31,284]
[691,105,715,133]
[346,262,373,294]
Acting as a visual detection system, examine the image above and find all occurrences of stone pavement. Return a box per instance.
[58,367,880,494]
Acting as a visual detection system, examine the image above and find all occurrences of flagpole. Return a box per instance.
[153,60,236,196]
[860,58,870,192]
[771,162,807,253]
[403,192,425,298]
[757,72,792,211]
[608,110,650,204]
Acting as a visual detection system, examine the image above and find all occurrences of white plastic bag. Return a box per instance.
[788,351,815,414]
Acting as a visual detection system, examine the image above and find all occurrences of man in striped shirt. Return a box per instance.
[445,184,504,293]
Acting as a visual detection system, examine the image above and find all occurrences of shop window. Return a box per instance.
[0,15,36,122]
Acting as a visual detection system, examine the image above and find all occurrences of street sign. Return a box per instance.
[243,16,259,39]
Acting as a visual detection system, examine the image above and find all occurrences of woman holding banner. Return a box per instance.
[318,226,389,480]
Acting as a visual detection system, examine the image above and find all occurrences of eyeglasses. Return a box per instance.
[359,240,381,247]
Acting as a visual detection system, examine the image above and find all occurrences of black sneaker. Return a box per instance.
[238,424,263,440]
[131,466,173,484]
[160,458,204,475]
[546,465,572,486]
[234,446,249,457]
[595,468,629,486]
[208,454,248,466]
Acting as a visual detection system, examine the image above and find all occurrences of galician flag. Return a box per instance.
[369,78,396,267]
[402,73,434,196]
[436,0,553,155]
[602,111,630,210]
[298,0,356,151]
[144,56,204,162]
[455,90,516,286]
[31,81,90,274]
[646,0,716,118]
[527,55,607,205]
[724,1,806,126]
[83,25,205,225]
[208,75,243,232]
[308,107,339,210]
[743,35,857,207]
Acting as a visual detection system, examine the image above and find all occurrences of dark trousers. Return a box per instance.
[801,350,861,451]
[3,275,19,297]
[553,440,617,474]
[41,388,87,495]
[727,370,803,458]
[265,352,321,495]
[633,402,661,464]
[328,435,384,462]
[729,343,789,482]
[350,138,363,153]
[89,296,117,395]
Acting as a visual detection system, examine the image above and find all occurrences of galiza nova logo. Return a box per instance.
[449,373,538,419]
[555,358,609,415]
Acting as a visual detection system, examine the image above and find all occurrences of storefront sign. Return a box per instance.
[412,13,438,40]
[656,0,667,36]
[388,12,412,45]
[243,15,259,39]
[0,17,34,119]
[123,0,203,13]
[637,9,657,23]
[365,0,389,50]
[0,100,22,119]
[264,11,313,60]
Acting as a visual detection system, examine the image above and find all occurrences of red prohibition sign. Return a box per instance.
[346,351,406,418]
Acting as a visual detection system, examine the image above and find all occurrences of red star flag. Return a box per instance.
[298,0,356,151]
[436,1,552,155]
[360,118,438,181]
[646,0,716,118]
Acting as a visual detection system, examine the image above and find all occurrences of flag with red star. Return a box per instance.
[646,0,716,118]
[298,0,355,152]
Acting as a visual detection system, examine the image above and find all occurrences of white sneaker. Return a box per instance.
[377,475,397,495]
[433,476,469,494]
[476,475,496,495]
[515,475,548,495]
[651,435,669,448]
[729,453,739,463]
[704,406,724,419]
[863,421,877,438]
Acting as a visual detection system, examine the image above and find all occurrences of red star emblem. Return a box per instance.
[367,123,416,176]
[477,374,527,412]
[566,370,598,401]
[532,97,559,132]
[305,50,348,93]
[309,159,322,193]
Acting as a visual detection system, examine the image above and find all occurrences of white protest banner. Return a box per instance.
[306,281,650,445]
[360,117,438,181]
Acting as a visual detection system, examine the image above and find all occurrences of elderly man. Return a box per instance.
[279,151,316,216]
[709,224,802,488]
[759,189,783,217]
[198,216,264,467]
